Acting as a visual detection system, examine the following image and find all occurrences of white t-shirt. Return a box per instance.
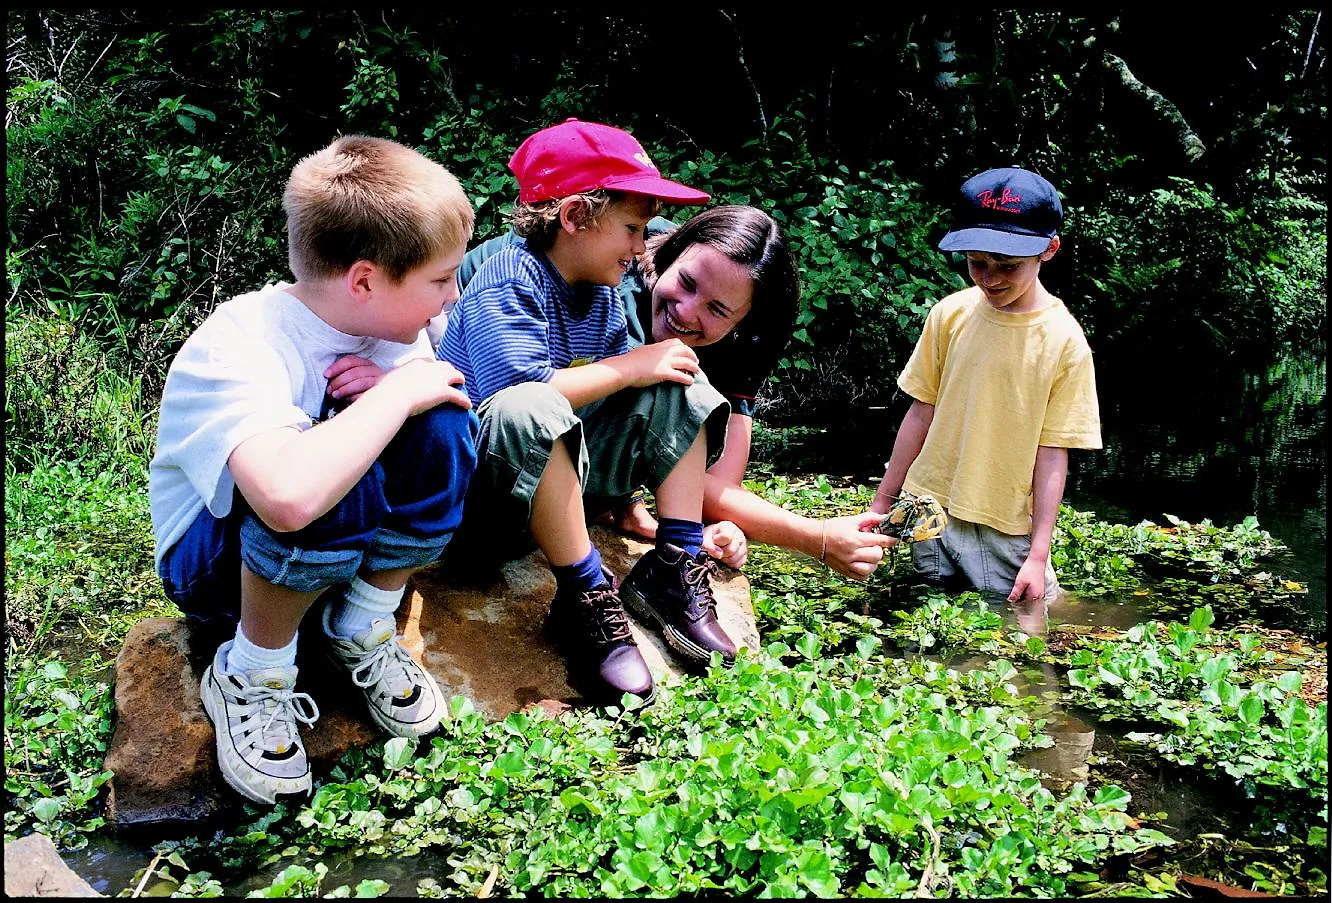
[149,283,432,565]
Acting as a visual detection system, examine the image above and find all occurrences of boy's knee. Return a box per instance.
[238,513,364,593]
[484,382,572,427]
[405,404,479,459]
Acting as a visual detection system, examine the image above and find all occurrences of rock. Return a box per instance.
[413,526,758,719]
[105,526,756,826]
[4,832,102,897]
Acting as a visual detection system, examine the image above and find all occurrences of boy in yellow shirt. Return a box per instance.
[871,167,1102,610]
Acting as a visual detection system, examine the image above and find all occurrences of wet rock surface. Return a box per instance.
[104,527,756,828]
[5,832,103,897]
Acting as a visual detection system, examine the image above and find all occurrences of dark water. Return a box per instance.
[761,342,1328,633]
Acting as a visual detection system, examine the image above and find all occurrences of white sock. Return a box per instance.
[221,627,298,676]
[330,575,405,639]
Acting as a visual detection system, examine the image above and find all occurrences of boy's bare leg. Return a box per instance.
[533,436,651,701]
[239,563,324,648]
[530,437,593,567]
[359,565,414,593]
[653,433,706,522]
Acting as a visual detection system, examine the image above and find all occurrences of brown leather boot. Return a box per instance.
[546,574,654,705]
[621,543,737,668]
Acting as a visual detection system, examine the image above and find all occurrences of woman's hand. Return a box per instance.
[820,512,898,580]
[702,520,749,569]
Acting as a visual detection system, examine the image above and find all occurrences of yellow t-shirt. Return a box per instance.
[898,286,1102,536]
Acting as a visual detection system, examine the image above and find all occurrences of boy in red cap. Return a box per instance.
[870,167,1102,622]
[437,119,734,704]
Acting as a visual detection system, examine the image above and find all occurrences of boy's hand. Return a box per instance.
[325,355,386,403]
[702,520,748,569]
[615,339,700,387]
[1008,555,1047,602]
[375,358,472,415]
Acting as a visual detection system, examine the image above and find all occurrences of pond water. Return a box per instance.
[761,341,1328,633]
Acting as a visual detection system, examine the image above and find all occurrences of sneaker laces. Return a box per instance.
[346,636,420,699]
[237,682,319,752]
[579,586,635,646]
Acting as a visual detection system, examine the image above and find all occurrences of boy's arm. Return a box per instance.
[229,359,469,533]
[871,398,935,513]
[1009,445,1068,602]
[547,339,702,409]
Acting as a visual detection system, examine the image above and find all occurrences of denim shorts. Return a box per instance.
[158,403,478,625]
[910,515,1061,602]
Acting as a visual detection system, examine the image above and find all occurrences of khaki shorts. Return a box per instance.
[910,515,1060,603]
[451,379,729,561]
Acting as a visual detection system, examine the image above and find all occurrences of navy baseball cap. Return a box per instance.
[938,167,1063,257]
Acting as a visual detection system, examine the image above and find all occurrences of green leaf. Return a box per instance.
[1238,694,1264,725]
[354,879,390,897]
[1276,671,1303,694]
[1188,606,1215,631]
[382,736,416,771]
[1092,785,1131,809]
[32,797,61,823]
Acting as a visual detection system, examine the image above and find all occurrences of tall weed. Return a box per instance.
[4,310,158,474]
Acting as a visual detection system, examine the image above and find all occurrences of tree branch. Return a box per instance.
[1101,52,1206,162]
[719,9,767,146]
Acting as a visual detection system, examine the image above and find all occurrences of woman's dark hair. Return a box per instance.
[643,205,800,362]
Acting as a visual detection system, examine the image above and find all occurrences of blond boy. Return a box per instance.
[150,136,477,804]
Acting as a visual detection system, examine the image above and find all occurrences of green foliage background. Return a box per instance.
[6,9,1327,431]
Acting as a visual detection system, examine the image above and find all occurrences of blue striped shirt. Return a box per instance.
[437,240,629,405]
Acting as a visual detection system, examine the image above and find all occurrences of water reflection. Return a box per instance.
[1067,341,1326,632]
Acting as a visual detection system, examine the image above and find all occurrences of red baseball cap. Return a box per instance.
[508,118,710,205]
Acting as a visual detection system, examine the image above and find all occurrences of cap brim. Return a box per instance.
[938,227,1053,257]
[603,174,711,204]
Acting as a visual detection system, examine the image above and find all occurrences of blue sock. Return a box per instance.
[657,518,704,557]
[551,547,606,597]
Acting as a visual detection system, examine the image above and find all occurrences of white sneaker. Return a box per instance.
[321,607,445,738]
[200,642,320,805]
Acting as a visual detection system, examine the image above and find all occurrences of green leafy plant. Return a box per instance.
[1065,607,1328,808]
[3,658,115,849]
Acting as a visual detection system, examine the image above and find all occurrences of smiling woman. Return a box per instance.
[448,204,901,580]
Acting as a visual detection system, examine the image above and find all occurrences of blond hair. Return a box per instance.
[283,135,474,282]
[509,189,661,252]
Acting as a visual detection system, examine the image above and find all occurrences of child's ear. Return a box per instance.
[557,195,587,234]
[1040,235,1061,262]
[344,260,377,300]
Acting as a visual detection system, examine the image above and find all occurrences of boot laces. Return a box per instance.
[580,586,634,645]
[683,554,719,615]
